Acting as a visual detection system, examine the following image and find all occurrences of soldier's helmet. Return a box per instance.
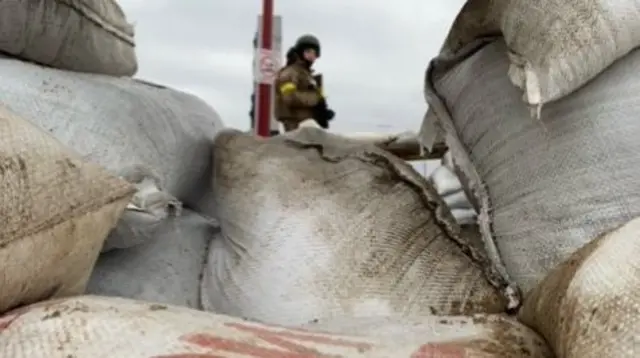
[295,34,321,57]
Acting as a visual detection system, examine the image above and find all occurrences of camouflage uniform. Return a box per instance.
[274,35,325,132]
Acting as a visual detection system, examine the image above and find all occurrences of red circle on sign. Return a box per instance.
[260,56,275,76]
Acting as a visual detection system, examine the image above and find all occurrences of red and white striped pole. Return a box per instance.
[254,0,274,137]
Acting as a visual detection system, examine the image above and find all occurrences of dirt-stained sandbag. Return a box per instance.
[201,127,516,327]
[519,216,640,358]
[303,314,552,357]
[0,105,134,314]
[0,295,552,357]
[0,0,137,76]
[87,209,215,309]
[0,56,223,251]
[424,37,640,294]
[441,0,640,112]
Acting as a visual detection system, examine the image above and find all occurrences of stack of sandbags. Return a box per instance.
[0,0,137,76]
[200,126,519,327]
[0,295,552,357]
[520,216,640,358]
[0,0,221,313]
[0,48,223,308]
[423,0,640,294]
[0,104,133,314]
[0,55,223,251]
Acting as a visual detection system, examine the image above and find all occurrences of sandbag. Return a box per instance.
[86,209,215,309]
[0,0,137,76]
[424,37,640,293]
[520,216,640,358]
[303,315,552,357]
[0,56,223,249]
[429,165,477,226]
[201,127,516,327]
[427,161,477,224]
[0,105,133,314]
[102,181,182,254]
[441,0,640,111]
[100,166,182,253]
[0,295,552,357]
[429,164,461,196]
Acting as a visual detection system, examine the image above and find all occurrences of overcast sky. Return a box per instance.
[118,0,465,138]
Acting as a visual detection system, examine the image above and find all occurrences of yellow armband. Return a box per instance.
[279,82,296,95]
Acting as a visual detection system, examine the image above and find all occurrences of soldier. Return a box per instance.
[275,34,335,132]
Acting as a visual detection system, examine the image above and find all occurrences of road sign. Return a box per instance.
[255,49,279,84]
[252,14,281,135]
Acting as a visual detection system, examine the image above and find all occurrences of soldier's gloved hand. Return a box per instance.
[316,117,330,129]
[325,108,335,121]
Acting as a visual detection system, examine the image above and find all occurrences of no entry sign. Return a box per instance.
[255,49,279,84]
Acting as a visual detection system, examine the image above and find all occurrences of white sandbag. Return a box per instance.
[452,208,477,225]
[0,105,133,314]
[0,0,137,76]
[441,0,640,111]
[428,160,477,225]
[520,216,640,358]
[424,37,640,293]
[202,127,516,327]
[86,209,215,309]
[442,190,470,210]
[428,164,461,196]
[0,295,552,357]
[0,56,223,249]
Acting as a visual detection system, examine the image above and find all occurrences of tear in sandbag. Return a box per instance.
[200,126,516,326]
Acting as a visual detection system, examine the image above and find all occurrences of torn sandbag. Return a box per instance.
[298,120,425,160]
[425,38,640,293]
[201,127,517,327]
[428,154,483,254]
[440,0,640,112]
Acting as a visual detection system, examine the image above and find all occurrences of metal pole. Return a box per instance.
[255,0,274,137]
[270,16,282,136]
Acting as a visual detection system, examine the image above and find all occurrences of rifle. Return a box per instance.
[311,74,334,129]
